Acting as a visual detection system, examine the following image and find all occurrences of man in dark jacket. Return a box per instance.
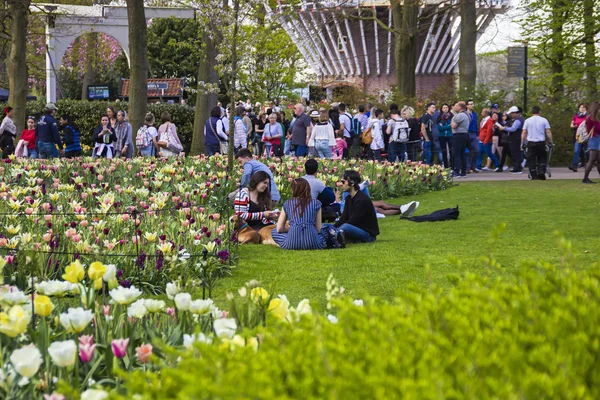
[334,170,379,243]
[37,103,63,159]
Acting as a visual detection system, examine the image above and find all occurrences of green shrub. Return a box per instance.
[1,100,195,153]
[116,261,600,399]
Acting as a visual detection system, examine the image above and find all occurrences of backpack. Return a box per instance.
[345,113,361,138]
[362,126,373,145]
[390,118,409,143]
[136,125,151,148]
[576,119,593,144]
[401,206,459,222]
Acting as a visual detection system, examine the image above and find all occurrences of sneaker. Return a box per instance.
[503,166,509,171]
[460,174,467,178]
[568,165,578,172]
[451,172,462,178]
[336,230,346,249]
[510,170,523,174]
[494,167,502,172]
[522,159,527,168]
[400,201,419,218]
[582,178,596,184]
[376,212,386,219]
[475,168,482,172]
[481,167,490,171]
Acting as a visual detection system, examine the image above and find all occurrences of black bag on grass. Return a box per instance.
[401,206,459,222]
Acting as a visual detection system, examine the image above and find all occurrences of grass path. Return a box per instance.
[213,181,600,308]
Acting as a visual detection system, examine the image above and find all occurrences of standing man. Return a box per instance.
[37,103,63,159]
[338,103,355,158]
[291,103,312,157]
[333,170,379,243]
[522,106,553,180]
[466,100,479,172]
[451,101,470,178]
[499,106,525,174]
[420,103,434,164]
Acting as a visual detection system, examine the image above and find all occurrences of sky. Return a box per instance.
[477,6,523,54]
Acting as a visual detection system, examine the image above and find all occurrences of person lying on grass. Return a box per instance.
[335,180,419,219]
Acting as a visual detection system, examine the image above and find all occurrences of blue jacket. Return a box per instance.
[205,117,227,146]
[63,125,82,153]
[437,118,452,137]
[37,113,62,147]
[468,111,478,134]
[240,160,280,201]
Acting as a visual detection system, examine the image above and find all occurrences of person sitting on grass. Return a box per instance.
[272,178,342,250]
[234,171,278,232]
[333,170,379,243]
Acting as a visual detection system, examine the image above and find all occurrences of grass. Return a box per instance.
[212,180,600,308]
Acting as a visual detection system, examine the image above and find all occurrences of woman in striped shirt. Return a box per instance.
[234,171,278,231]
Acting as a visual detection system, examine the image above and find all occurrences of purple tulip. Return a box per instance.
[111,338,129,359]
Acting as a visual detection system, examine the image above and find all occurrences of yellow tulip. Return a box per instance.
[63,260,85,283]
[34,295,54,317]
[93,278,103,290]
[0,305,31,337]
[88,262,107,281]
[250,287,269,304]
[268,297,290,321]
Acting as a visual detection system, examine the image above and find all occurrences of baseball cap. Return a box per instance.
[507,106,520,113]
[491,103,499,109]
[46,103,58,111]
[310,110,319,118]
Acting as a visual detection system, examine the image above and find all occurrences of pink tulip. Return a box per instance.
[103,305,110,315]
[25,207,34,215]
[79,343,96,363]
[166,307,175,316]
[79,335,94,346]
[111,338,129,358]
[97,174,104,181]
[72,234,81,243]
[43,392,65,400]
[136,343,153,363]
[81,193,88,200]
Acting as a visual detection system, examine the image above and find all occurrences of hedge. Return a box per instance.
[1,100,195,153]
[115,259,600,399]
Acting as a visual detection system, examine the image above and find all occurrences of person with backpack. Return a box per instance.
[581,101,600,184]
[59,115,82,158]
[568,103,588,172]
[367,109,385,161]
[521,105,553,180]
[114,110,133,159]
[204,106,228,156]
[402,106,421,162]
[137,112,159,157]
[234,106,248,151]
[338,103,360,159]
[156,111,183,157]
[387,108,409,162]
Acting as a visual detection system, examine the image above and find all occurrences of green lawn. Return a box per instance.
[213,180,600,308]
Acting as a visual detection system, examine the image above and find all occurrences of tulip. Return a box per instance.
[79,335,94,346]
[81,389,108,400]
[166,307,175,316]
[143,299,165,313]
[88,261,107,280]
[93,278,102,290]
[250,287,269,303]
[189,299,213,315]
[111,338,129,359]
[1,289,29,306]
[268,295,290,321]
[62,260,85,283]
[34,295,54,317]
[109,286,142,305]
[135,343,153,363]
[102,264,116,282]
[213,318,237,339]
[127,299,147,319]
[35,280,76,297]
[10,345,43,377]
[183,332,212,349]
[43,392,65,400]
[79,343,96,363]
[59,307,93,333]
[166,282,179,300]
[174,293,192,311]
[0,305,31,337]
[48,340,77,367]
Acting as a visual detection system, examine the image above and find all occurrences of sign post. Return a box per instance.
[507,45,528,114]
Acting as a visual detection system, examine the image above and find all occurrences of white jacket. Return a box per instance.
[368,118,384,150]
[308,122,336,147]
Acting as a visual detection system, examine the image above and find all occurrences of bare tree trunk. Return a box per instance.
[191,32,218,156]
[126,0,148,138]
[583,0,597,101]
[459,0,476,96]
[549,0,567,102]
[394,0,418,99]
[81,33,97,100]
[8,0,30,134]
[227,0,241,172]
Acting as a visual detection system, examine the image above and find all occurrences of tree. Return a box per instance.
[8,0,31,133]
[459,0,476,96]
[392,0,419,99]
[126,0,149,136]
[583,0,597,100]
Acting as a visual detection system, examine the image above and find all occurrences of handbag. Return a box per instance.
[209,119,228,154]
[163,123,183,154]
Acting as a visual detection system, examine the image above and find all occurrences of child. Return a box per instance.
[333,131,347,160]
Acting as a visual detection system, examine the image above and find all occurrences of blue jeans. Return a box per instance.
[38,141,59,159]
[477,142,500,169]
[29,149,38,159]
[572,141,587,166]
[338,223,375,243]
[315,139,332,158]
[388,142,406,162]
[294,145,308,157]
[468,133,479,168]
[423,139,443,165]
[140,145,156,157]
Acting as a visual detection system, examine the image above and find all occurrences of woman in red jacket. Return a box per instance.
[582,102,600,184]
[477,108,500,171]
[20,116,38,158]
[569,103,588,172]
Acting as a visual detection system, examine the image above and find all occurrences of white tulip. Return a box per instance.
[166,282,179,300]
[127,299,147,319]
[10,345,43,378]
[102,265,116,282]
[1,289,29,306]
[81,389,109,400]
[327,314,338,324]
[59,307,93,333]
[353,299,364,307]
[35,280,75,297]
[174,293,192,311]
[109,286,142,305]
[189,299,213,315]
[143,299,165,313]
[48,340,77,367]
[213,318,237,339]
[183,332,212,349]
[296,299,312,315]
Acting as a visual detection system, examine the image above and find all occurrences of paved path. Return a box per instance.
[456,167,589,181]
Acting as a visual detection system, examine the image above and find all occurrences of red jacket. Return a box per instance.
[20,129,36,149]
[478,118,494,144]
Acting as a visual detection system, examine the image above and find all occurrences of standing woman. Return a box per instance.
[437,103,453,169]
[569,103,588,172]
[262,113,283,158]
[402,106,421,162]
[0,107,16,159]
[59,115,82,158]
[308,109,336,159]
[271,178,329,250]
[582,102,600,184]
[106,106,117,129]
[367,109,385,161]
[253,111,267,156]
[156,111,183,157]
[114,110,133,159]
[138,112,159,157]
[92,115,116,158]
[20,116,38,159]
